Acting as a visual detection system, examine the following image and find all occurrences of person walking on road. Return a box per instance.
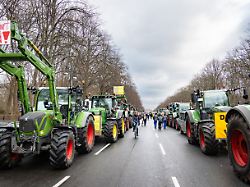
[133,112,140,136]
[153,113,158,129]
[143,113,147,126]
[163,113,167,129]
[158,113,163,130]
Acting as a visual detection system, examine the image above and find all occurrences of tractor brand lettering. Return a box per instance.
[220,115,225,120]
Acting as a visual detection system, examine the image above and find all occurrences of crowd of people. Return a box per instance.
[132,111,168,135]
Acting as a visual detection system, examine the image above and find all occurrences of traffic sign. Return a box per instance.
[0,20,11,45]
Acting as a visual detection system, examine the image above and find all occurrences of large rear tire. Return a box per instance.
[171,119,175,128]
[227,115,250,183]
[118,119,125,138]
[76,117,95,154]
[0,130,21,169]
[104,121,118,143]
[199,123,219,155]
[186,116,197,145]
[49,130,75,169]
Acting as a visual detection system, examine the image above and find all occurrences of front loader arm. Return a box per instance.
[0,21,60,120]
[0,49,31,114]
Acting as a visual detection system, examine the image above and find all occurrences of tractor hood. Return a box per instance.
[212,106,232,113]
[89,107,106,115]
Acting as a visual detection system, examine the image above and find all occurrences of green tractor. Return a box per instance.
[225,88,250,183]
[89,95,125,143]
[0,21,95,169]
[185,89,231,155]
[167,103,178,128]
[173,102,190,130]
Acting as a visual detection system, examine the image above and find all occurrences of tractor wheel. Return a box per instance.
[167,118,170,127]
[186,116,197,145]
[227,115,250,183]
[175,119,179,130]
[199,123,219,155]
[118,119,125,138]
[49,130,75,169]
[76,117,95,154]
[0,130,22,169]
[171,119,174,128]
[104,121,118,143]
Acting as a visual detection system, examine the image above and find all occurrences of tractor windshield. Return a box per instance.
[204,91,229,108]
[92,97,113,111]
[36,89,68,110]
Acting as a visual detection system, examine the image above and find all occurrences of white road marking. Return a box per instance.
[155,133,159,138]
[94,143,111,155]
[171,176,180,187]
[159,143,166,155]
[53,176,70,187]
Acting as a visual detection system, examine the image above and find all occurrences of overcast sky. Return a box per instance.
[89,0,250,110]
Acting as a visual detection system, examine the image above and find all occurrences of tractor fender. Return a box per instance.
[185,110,196,124]
[226,105,250,128]
[52,126,75,134]
[75,111,94,128]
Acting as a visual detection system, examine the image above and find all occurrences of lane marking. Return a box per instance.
[155,133,159,138]
[159,143,166,155]
[171,176,180,187]
[94,143,111,155]
[53,176,70,187]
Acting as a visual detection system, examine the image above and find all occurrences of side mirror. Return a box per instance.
[243,89,248,100]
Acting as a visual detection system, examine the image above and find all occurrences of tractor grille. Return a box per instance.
[19,112,46,132]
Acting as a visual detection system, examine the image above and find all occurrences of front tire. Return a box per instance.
[227,115,250,183]
[104,121,118,143]
[76,117,95,154]
[186,116,197,145]
[118,119,125,138]
[199,123,219,155]
[0,130,21,169]
[50,130,75,169]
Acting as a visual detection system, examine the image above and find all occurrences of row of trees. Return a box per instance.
[157,29,250,109]
[0,0,144,115]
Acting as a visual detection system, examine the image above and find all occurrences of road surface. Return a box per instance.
[0,119,248,187]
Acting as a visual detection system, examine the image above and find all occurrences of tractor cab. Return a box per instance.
[192,90,230,121]
[91,95,116,117]
[35,86,84,124]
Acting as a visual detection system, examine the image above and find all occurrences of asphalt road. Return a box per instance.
[0,119,248,187]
